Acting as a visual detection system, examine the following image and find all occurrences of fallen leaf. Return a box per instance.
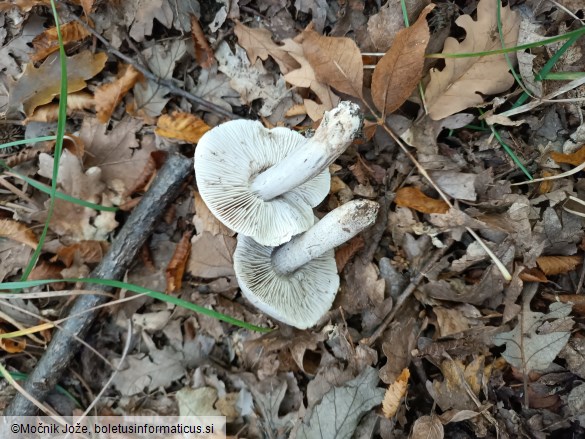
[234,21,300,74]
[425,0,520,120]
[165,231,192,293]
[282,38,339,120]
[125,0,173,42]
[394,186,450,214]
[53,240,108,267]
[382,368,410,419]
[190,15,214,69]
[296,367,385,439]
[0,0,48,12]
[301,25,363,99]
[519,267,548,283]
[177,387,222,417]
[550,145,585,166]
[411,415,444,439]
[37,149,117,240]
[132,40,186,119]
[187,232,236,279]
[95,64,143,124]
[26,91,95,123]
[0,329,26,353]
[216,41,291,118]
[493,284,574,372]
[542,292,585,316]
[371,5,433,115]
[8,50,107,116]
[78,117,154,194]
[155,111,211,143]
[0,219,38,248]
[190,65,240,113]
[536,255,582,275]
[335,235,364,273]
[31,20,91,63]
[0,241,32,283]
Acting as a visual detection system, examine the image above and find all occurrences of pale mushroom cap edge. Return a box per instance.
[233,234,339,329]
[194,120,330,246]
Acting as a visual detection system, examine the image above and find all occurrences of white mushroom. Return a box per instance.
[233,199,379,329]
[194,101,361,246]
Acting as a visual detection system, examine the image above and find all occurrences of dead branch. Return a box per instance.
[4,153,193,416]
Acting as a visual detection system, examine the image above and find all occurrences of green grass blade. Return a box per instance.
[0,136,57,150]
[426,26,585,58]
[7,169,118,212]
[542,72,585,80]
[0,370,81,407]
[20,0,68,281]
[0,278,271,333]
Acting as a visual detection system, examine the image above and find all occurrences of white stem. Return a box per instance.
[272,199,379,275]
[250,101,362,201]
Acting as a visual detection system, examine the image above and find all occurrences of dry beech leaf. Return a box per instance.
[0,219,38,248]
[382,368,410,419]
[190,15,214,69]
[165,231,192,293]
[53,240,108,267]
[301,25,363,98]
[542,293,585,316]
[425,0,520,120]
[234,21,300,74]
[519,267,548,283]
[26,91,95,123]
[155,111,211,143]
[31,20,91,63]
[536,255,582,276]
[550,145,585,166]
[335,235,365,273]
[9,50,107,116]
[395,186,449,214]
[94,64,143,124]
[0,329,26,354]
[371,5,433,115]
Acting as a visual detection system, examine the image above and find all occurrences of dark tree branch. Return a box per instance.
[4,154,193,416]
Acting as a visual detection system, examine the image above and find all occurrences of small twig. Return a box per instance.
[68,14,238,121]
[361,238,454,346]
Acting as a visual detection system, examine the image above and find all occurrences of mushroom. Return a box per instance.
[194,101,362,246]
[233,199,379,329]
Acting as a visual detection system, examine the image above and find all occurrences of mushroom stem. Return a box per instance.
[250,101,362,201]
[272,199,379,275]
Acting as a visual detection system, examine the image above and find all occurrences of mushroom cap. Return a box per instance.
[233,233,339,329]
[194,120,329,246]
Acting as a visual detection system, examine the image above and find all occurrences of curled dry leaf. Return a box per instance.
[8,50,107,116]
[155,111,211,143]
[411,415,444,439]
[395,186,449,214]
[94,64,143,124]
[31,20,91,63]
[536,255,582,275]
[0,219,38,248]
[0,329,26,354]
[519,267,548,283]
[371,4,433,115]
[165,231,192,293]
[301,25,363,98]
[190,15,214,69]
[26,91,95,123]
[425,0,520,120]
[550,145,585,166]
[382,368,410,419]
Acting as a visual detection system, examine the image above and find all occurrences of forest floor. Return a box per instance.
[1,0,585,438]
